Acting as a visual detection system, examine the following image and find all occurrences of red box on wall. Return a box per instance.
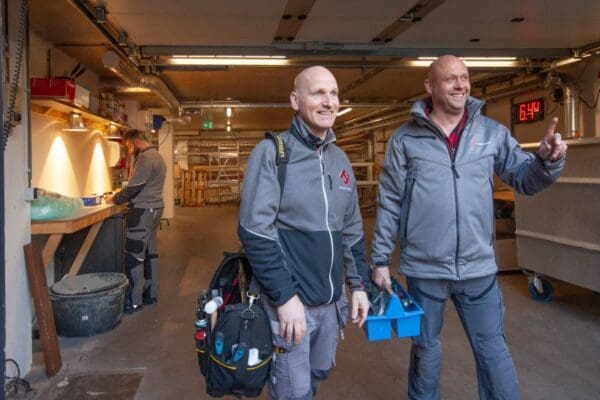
[30,78,75,102]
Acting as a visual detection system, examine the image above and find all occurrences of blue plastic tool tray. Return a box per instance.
[364,286,424,342]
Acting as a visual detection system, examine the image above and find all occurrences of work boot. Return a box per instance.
[124,304,143,314]
[142,287,158,305]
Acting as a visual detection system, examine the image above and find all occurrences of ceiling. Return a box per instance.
[28,0,600,134]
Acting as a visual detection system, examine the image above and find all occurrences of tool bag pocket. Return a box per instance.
[205,303,272,398]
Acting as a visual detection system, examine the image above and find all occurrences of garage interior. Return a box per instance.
[2,0,600,399]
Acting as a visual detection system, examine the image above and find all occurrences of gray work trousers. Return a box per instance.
[125,207,163,306]
[406,275,519,400]
[262,291,348,400]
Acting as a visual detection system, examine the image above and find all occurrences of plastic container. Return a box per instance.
[49,272,128,337]
[364,289,424,342]
[81,195,102,206]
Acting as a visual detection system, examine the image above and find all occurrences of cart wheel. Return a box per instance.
[528,278,553,302]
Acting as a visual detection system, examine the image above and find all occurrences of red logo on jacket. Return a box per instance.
[340,169,350,185]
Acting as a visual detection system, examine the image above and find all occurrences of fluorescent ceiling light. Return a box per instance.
[412,57,519,68]
[168,55,289,66]
[226,107,232,117]
[226,125,231,132]
[337,107,353,117]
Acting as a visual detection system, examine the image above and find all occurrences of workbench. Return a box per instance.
[31,204,127,277]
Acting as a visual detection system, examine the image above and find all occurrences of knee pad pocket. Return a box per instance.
[126,238,145,253]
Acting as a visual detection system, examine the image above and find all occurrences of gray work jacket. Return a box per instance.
[372,97,565,280]
[239,115,369,307]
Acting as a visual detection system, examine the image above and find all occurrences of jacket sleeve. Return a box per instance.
[113,155,150,204]
[371,133,408,267]
[238,140,297,307]
[494,126,565,195]
[342,165,369,291]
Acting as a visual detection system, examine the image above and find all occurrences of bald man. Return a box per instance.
[371,55,566,399]
[239,66,370,399]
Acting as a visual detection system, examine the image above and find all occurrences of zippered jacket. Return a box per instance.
[114,146,166,209]
[371,97,565,280]
[239,115,369,307]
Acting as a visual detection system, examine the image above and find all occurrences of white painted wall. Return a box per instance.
[30,117,114,197]
[4,0,32,377]
[4,25,120,376]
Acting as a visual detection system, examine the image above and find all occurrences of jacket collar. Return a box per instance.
[410,96,484,131]
[290,114,337,150]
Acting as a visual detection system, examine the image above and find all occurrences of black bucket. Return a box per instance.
[49,272,129,337]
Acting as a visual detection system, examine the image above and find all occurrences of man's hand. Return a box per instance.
[538,117,568,162]
[351,291,369,327]
[276,295,306,344]
[104,194,114,204]
[372,266,392,293]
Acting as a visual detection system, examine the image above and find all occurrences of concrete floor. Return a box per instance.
[26,206,600,399]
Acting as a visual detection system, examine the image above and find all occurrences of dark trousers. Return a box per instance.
[406,275,519,400]
[125,207,163,306]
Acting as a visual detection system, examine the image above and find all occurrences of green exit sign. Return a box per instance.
[202,120,213,129]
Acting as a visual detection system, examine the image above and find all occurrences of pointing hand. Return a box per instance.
[538,117,568,162]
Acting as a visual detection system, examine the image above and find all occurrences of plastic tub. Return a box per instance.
[81,195,102,206]
[49,272,128,337]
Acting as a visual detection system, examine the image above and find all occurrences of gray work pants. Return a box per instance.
[406,275,519,400]
[125,207,163,306]
[262,292,348,400]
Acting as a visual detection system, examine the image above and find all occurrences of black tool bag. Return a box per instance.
[196,252,273,398]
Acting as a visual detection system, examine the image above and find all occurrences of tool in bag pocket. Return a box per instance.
[195,252,273,398]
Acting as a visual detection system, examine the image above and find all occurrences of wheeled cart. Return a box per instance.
[515,137,600,301]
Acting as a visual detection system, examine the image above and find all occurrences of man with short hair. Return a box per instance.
[239,66,370,399]
[107,129,166,314]
[371,55,567,399]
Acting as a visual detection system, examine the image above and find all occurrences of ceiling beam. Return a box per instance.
[371,0,446,44]
[180,101,408,109]
[340,68,386,95]
[272,0,316,43]
[66,0,137,64]
[146,58,547,71]
[140,44,570,59]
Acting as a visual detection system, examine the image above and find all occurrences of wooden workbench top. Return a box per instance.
[493,190,515,202]
[31,204,126,235]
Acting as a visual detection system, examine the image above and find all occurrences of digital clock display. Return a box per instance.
[512,98,544,124]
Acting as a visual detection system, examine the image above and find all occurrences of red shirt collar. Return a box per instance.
[424,105,468,156]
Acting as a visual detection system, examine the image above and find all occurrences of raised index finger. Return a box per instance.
[544,117,559,142]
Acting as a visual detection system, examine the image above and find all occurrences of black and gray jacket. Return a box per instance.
[372,97,565,280]
[239,115,369,307]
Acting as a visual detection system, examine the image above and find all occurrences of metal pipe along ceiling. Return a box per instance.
[102,50,182,117]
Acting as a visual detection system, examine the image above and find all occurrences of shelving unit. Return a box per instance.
[30,98,128,132]
[175,139,257,206]
[207,143,241,203]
